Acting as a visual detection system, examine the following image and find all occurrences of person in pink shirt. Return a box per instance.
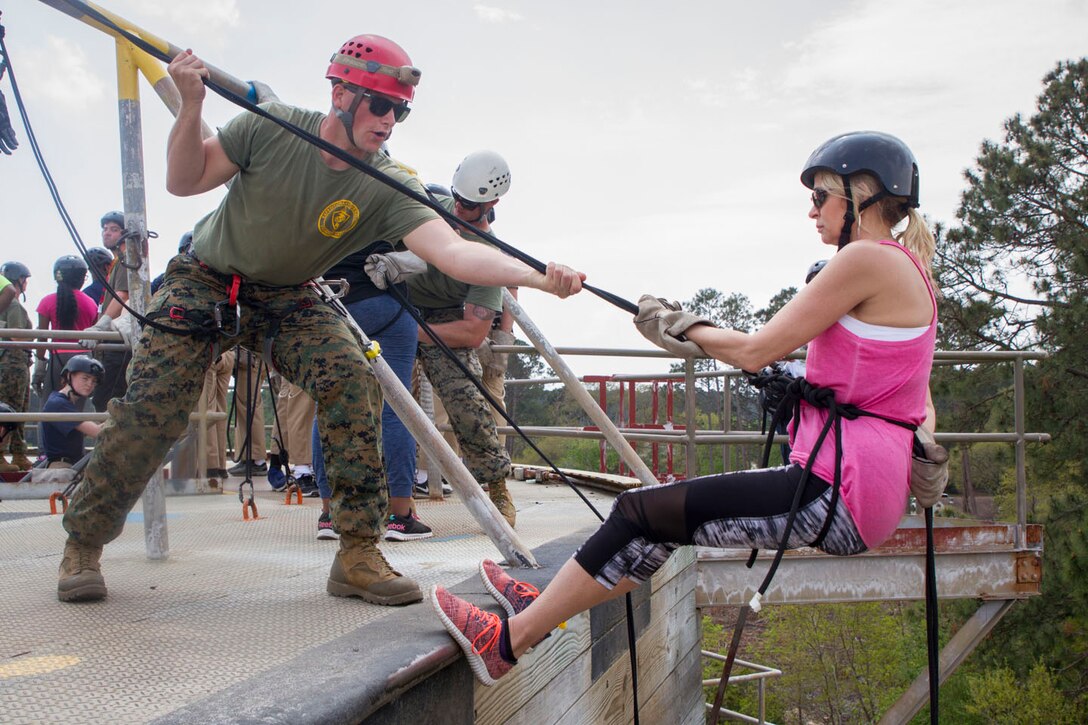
[33,255,99,400]
[430,131,940,686]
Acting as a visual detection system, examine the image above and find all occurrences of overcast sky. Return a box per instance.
[2,0,1086,377]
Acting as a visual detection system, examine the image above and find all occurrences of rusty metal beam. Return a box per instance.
[695,523,1043,606]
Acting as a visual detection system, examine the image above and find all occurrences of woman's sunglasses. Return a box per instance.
[811,188,831,209]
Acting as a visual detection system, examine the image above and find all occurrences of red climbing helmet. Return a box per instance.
[326,35,421,102]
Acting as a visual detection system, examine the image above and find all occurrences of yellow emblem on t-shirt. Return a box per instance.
[318,200,361,239]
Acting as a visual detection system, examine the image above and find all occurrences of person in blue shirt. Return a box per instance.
[82,247,113,307]
[41,355,104,468]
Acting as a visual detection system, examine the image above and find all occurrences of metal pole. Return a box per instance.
[503,290,659,486]
[1014,356,1026,548]
[116,40,167,560]
[685,357,697,479]
[317,283,537,568]
[417,374,445,500]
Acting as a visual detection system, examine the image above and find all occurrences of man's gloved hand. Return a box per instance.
[79,314,115,351]
[32,357,47,395]
[112,310,138,348]
[0,89,18,155]
[248,80,281,104]
[479,328,515,375]
[364,251,427,290]
[633,294,716,358]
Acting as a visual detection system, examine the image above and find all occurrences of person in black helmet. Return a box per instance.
[40,355,105,468]
[0,261,34,471]
[431,131,942,687]
[82,247,114,307]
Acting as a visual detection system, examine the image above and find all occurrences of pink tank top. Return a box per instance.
[788,242,937,548]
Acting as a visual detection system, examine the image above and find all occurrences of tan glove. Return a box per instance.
[364,251,427,290]
[479,328,515,375]
[633,294,714,358]
[910,426,949,509]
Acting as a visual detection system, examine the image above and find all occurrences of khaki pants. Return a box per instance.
[230,348,267,463]
[271,379,316,469]
[199,351,234,471]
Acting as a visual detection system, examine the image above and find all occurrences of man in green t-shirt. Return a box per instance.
[56,35,585,607]
[409,151,518,526]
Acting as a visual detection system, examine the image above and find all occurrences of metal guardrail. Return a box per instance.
[499,345,1048,538]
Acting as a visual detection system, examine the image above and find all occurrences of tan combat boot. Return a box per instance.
[488,480,517,528]
[326,535,422,606]
[58,539,107,602]
[10,453,33,470]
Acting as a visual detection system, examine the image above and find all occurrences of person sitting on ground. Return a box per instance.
[430,130,940,686]
[41,355,105,469]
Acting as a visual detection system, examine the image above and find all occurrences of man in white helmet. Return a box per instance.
[406,151,519,527]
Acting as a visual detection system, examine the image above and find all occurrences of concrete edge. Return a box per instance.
[150,528,597,725]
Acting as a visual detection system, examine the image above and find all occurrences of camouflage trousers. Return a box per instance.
[0,358,30,455]
[63,254,387,546]
[417,309,510,488]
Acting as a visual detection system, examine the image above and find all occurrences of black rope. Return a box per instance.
[925,506,940,723]
[384,283,606,521]
[380,283,643,724]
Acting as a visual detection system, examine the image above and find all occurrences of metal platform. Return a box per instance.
[0,476,616,725]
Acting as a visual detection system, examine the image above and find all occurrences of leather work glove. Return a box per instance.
[79,314,116,351]
[910,426,950,509]
[364,251,427,290]
[112,310,138,348]
[479,328,515,375]
[32,357,47,395]
[248,80,281,104]
[0,89,18,155]
[633,294,715,358]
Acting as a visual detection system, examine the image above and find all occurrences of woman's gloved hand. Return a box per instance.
[633,294,715,358]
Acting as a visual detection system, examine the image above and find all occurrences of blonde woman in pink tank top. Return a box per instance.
[430,132,941,686]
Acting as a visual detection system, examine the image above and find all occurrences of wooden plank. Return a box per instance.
[475,611,592,725]
[637,637,703,725]
[553,562,699,724]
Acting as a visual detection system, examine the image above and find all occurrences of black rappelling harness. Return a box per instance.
[709,373,932,725]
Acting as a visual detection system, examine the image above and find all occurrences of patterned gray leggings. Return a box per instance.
[573,464,867,589]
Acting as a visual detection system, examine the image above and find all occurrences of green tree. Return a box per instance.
[966,661,1084,724]
[936,58,1088,496]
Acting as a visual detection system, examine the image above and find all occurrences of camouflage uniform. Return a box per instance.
[0,297,32,458]
[63,254,388,545]
[416,307,510,489]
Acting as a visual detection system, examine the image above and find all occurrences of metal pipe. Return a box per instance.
[503,290,658,486]
[315,281,537,568]
[0,328,123,340]
[1014,356,1027,547]
[0,341,128,352]
[116,39,168,561]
